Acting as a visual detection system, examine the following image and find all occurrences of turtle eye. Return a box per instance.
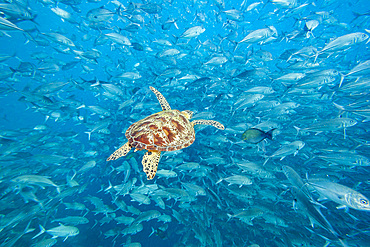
[360,199,368,205]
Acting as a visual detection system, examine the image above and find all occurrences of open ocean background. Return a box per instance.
[0,0,369,246]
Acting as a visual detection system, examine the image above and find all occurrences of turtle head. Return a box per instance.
[181,110,193,119]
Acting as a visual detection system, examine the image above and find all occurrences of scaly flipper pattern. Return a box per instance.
[192,120,225,130]
[142,150,161,180]
[149,86,171,111]
[106,142,132,161]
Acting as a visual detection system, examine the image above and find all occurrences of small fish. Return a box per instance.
[308,178,370,211]
[33,224,79,242]
[104,33,131,46]
[52,216,89,225]
[161,18,178,30]
[216,175,253,187]
[149,225,168,239]
[263,140,305,165]
[204,56,228,66]
[32,238,57,247]
[114,215,135,225]
[290,186,339,238]
[304,19,319,38]
[294,118,357,139]
[282,165,311,198]
[0,16,24,31]
[42,32,75,47]
[235,26,277,51]
[51,7,78,24]
[315,32,369,62]
[227,206,265,225]
[242,128,275,144]
[179,25,205,39]
[222,9,244,21]
[12,175,60,193]
[86,7,115,23]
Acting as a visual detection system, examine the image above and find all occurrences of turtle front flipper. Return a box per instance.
[107,142,131,161]
[149,86,171,111]
[142,150,161,180]
[192,120,225,130]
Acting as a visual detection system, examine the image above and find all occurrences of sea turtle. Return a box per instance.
[107,86,225,180]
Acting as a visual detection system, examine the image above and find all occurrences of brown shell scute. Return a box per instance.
[125,110,195,152]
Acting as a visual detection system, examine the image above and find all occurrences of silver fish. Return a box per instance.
[290,186,339,238]
[308,178,370,211]
[0,16,24,31]
[264,141,305,165]
[33,224,79,241]
[294,118,357,135]
[179,26,205,39]
[315,32,369,61]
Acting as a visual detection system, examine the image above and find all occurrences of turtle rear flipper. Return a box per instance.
[107,142,131,161]
[142,151,161,180]
[149,86,171,111]
[192,120,225,130]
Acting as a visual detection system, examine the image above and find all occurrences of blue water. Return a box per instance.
[0,0,370,246]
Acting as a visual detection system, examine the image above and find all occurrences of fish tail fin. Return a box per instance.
[70,169,77,180]
[90,81,100,87]
[109,166,116,174]
[84,131,92,140]
[352,11,361,18]
[303,155,316,165]
[261,1,269,9]
[115,5,122,16]
[148,227,155,237]
[173,20,179,29]
[104,180,113,192]
[293,126,300,137]
[32,225,45,239]
[38,200,45,209]
[23,220,33,235]
[262,157,270,166]
[350,12,361,23]
[172,34,179,44]
[92,219,98,228]
[76,104,85,109]
[226,213,233,222]
[9,67,17,74]
[286,54,293,62]
[332,102,345,111]
[215,178,223,184]
[339,72,345,88]
[265,128,276,140]
[345,212,359,221]
[233,41,239,52]
[83,210,89,217]
[313,50,319,63]
[338,238,349,247]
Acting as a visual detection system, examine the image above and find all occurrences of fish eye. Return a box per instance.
[360,199,368,205]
